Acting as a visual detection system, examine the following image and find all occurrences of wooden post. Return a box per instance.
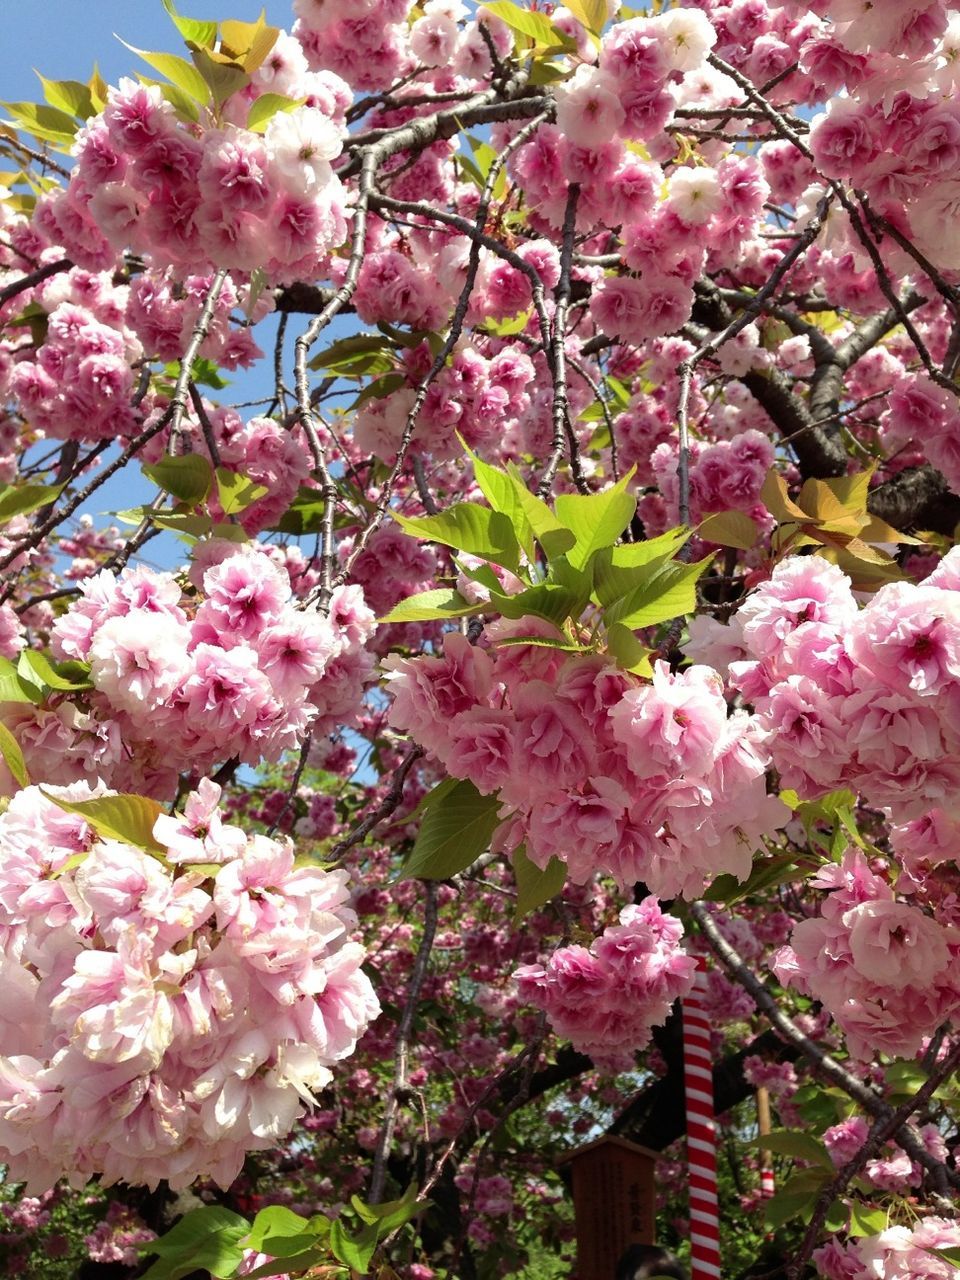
[756,1086,774,1198]
[557,1135,658,1280]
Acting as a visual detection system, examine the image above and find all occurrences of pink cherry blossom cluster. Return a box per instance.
[39,75,349,283]
[9,299,143,442]
[0,779,380,1191]
[823,1114,949,1195]
[701,551,960,822]
[385,630,788,898]
[772,849,960,1059]
[651,427,775,528]
[0,544,374,798]
[514,899,696,1072]
[813,1216,960,1280]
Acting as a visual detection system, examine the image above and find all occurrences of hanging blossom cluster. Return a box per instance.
[385,630,788,898]
[690,550,960,823]
[514,899,696,1072]
[38,46,352,283]
[773,849,960,1060]
[0,543,374,799]
[813,1216,960,1280]
[0,780,380,1191]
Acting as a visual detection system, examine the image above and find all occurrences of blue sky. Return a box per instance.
[4,0,293,103]
[4,0,310,559]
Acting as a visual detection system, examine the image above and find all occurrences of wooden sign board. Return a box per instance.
[558,1135,658,1280]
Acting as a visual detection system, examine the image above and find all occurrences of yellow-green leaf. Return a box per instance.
[117,41,211,105]
[40,791,167,856]
[0,722,29,788]
[246,92,304,133]
[699,509,759,550]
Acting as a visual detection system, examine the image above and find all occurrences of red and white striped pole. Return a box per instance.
[682,960,722,1280]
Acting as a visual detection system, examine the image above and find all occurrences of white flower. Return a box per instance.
[265,106,343,197]
[666,166,722,224]
[653,8,717,72]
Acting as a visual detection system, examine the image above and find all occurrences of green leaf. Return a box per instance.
[562,0,608,35]
[0,722,29,787]
[0,655,44,705]
[504,463,576,559]
[603,554,714,630]
[751,1130,834,1172]
[848,1204,888,1238]
[481,1,566,47]
[461,443,535,562]
[0,481,63,525]
[140,1206,251,1280]
[117,42,211,104]
[247,92,304,133]
[329,1218,379,1273]
[393,503,520,573]
[219,16,280,73]
[512,845,565,919]
[41,791,167,857]
[703,852,806,908]
[160,0,218,49]
[2,101,78,145]
[493,581,585,627]
[379,588,484,623]
[307,333,395,376]
[216,467,268,515]
[143,454,213,505]
[143,77,200,122]
[18,650,93,692]
[401,778,501,880]
[698,509,759,550]
[591,528,691,608]
[605,621,654,677]
[351,371,406,409]
[34,73,95,119]
[467,135,507,200]
[187,44,250,107]
[350,1184,423,1235]
[242,1206,327,1259]
[763,1167,832,1230]
[554,469,637,570]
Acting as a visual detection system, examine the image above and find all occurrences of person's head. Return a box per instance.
[614,1243,689,1280]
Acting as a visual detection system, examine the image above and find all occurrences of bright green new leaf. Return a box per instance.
[393,503,521,573]
[379,588,484,624]
[603,554,714,630]
[504,463,576,558]
[698,509,759,550]
[216,467,268,515]
[562,0,608,35]
[247,92,304,132]
[494,580,587,627]
[461,443,535,561]
[220,16,280,73]
[329,1218,380,1273]
[0,481,63,525]
[0,722,29,788]
[307,332,396,375]
[140,1206,251,1280]
[350,1183,423,1234]
[2,101,78,146]
[703,852,807,909]
[467,135,507,200]
[41,791,167,857]
[18,649,93,693]
[605,621,654,676]
[187,44,250,107]
[242,1206,326,1258]
[160,0,218,49]
[481,1,565,47]
[34,73,95,119]
[848,1204,888,1238]
[143,453,213,505]
[512,845,566,919]
[117,42,210,104]
[351,371,406,408]
[554,469,637,570]
[401,778,501,880]
[0,655,42,706]
[592,528,691,607]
